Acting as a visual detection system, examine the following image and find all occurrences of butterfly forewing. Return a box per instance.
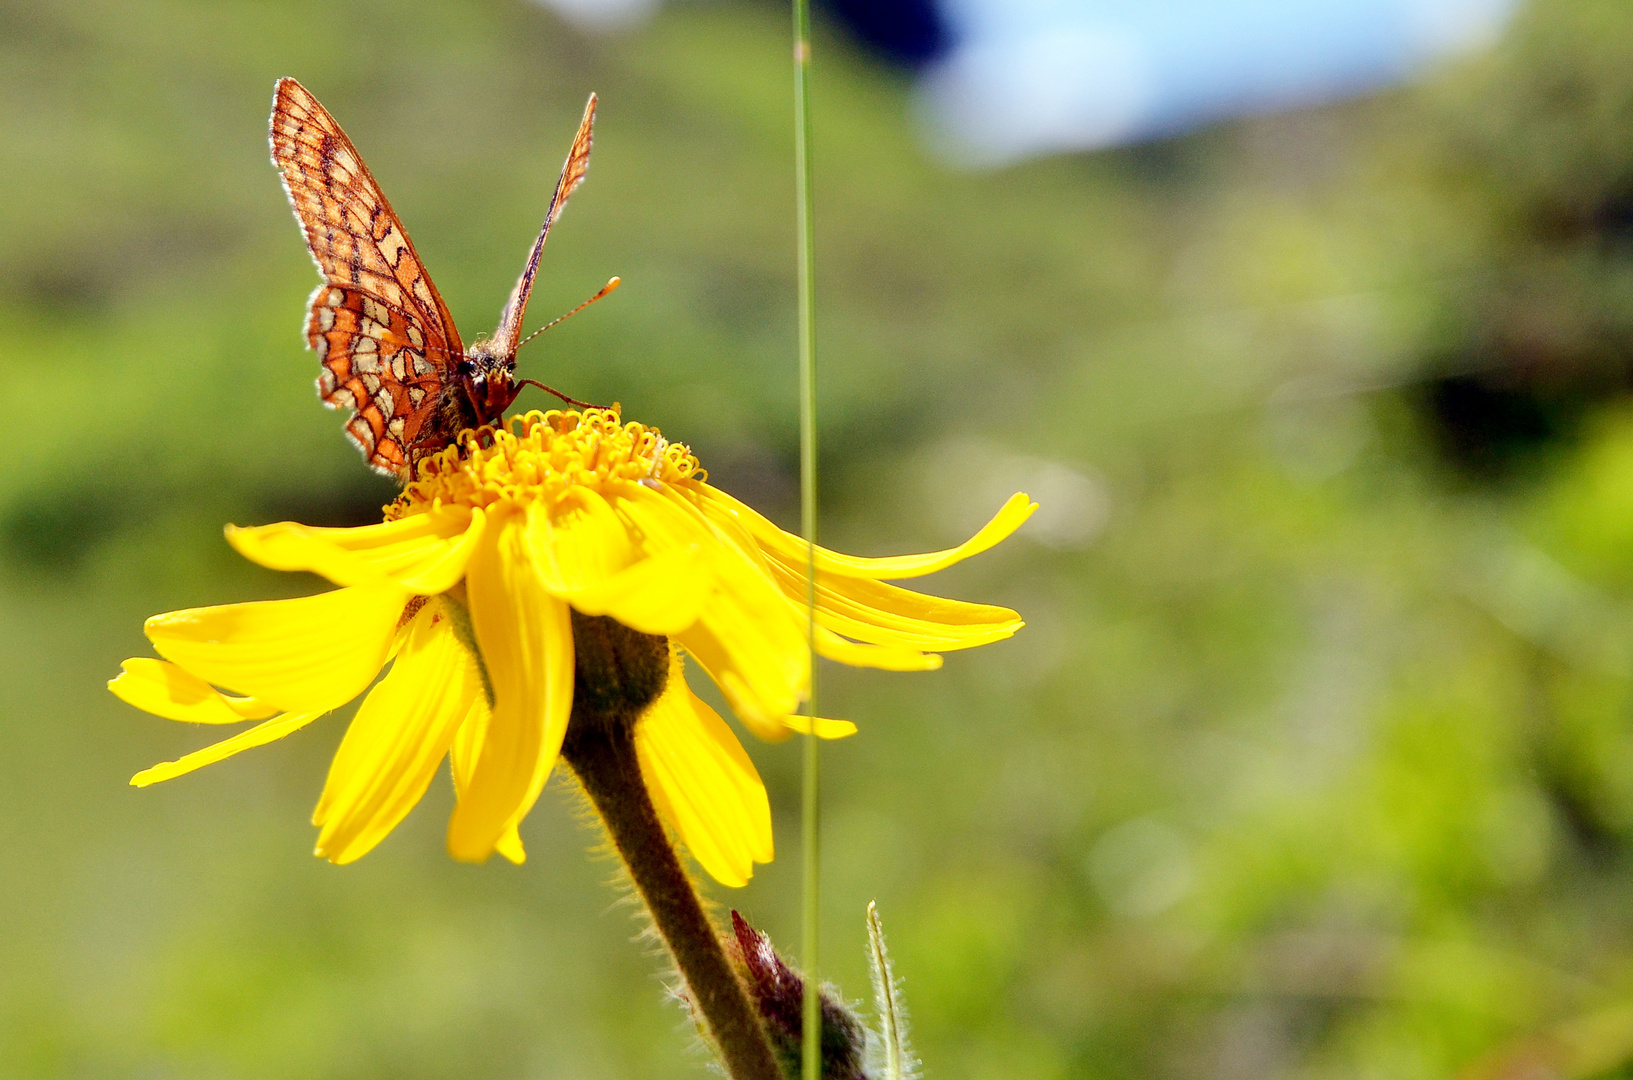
[487,93,597,359]
[269,78,463,478]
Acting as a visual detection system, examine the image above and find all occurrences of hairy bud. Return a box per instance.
[729,911,870,1080]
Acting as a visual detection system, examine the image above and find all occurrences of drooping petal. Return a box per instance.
[312,604,483,864]
[696,485,1037,580]
[636,655,772,887]
[130,710,324,787]
[764,551,1023,650]
[226,508,484,595]
[811,625,943,672]
[629,491,807,730]
[675,561,808,735]
[447,510,574,862]
[144,585,409,713]
[450,696,528,864]
[110,659,280,723]
[528,497,714,634]
[780,714,858,738]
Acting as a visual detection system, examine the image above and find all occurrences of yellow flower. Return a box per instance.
[111,408,1032,884]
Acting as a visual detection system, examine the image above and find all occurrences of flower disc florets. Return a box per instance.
[391,407,703,519]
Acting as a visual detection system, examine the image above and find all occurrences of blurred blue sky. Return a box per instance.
[918,0,1519,163]
[536,0,1520,164]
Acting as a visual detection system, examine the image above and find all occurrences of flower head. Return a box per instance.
[112,408,1032,883]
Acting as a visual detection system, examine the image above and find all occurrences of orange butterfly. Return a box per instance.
[269,78,613,480]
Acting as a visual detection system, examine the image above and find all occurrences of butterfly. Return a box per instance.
[269,77,614,480]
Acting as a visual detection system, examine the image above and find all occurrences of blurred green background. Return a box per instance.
[13,0,1633,1077]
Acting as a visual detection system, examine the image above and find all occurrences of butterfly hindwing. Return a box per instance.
[269,78,465,478]
[307,284,445,476]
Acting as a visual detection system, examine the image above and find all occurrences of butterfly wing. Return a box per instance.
[486,93,597,359]
[269,78,464,478]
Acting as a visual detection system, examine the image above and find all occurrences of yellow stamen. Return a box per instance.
[391,408,704,519]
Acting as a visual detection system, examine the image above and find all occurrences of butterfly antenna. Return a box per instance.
[515,276,621,353]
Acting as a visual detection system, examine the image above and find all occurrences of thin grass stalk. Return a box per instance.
[791,0,821,1077]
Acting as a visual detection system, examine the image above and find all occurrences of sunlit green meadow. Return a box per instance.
[9,0,1633,1077]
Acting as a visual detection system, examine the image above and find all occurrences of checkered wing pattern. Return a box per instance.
[269,78,464,478]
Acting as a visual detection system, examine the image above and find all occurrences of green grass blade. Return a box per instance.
[791,1,821,1079]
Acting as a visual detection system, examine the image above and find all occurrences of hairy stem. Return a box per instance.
[562,724,781,1080]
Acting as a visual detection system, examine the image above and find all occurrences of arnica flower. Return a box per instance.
[111,408,1032,885]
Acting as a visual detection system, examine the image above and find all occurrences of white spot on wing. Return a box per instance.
[348,416,375,450]
[380,229,408,265]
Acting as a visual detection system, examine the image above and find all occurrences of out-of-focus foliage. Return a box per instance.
[10,0,1633,1078]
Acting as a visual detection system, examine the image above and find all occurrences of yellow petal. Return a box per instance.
[493,825,527,864]
[313,606,482,864]
[765,553,1023,650]
[699,486,1037,579]
[636,656,772,887]
[781,714,859,739]
[675,574,807,736]
[110,658,280,723]
[449,696,528,864]
[131,710,323,787]
[528,498,714,634]
[620,483,726,554]
[667,511,808,730]
[528,489,638,588]
[446,511,574,862]
[226,508,484,595]
[144,585,409,713]
[811,626,943,672]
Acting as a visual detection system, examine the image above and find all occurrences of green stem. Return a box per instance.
[562,722,781,1080]
[791,1,821,1078]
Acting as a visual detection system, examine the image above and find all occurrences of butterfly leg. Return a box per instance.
[516,378,596,410]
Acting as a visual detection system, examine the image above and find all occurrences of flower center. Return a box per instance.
[388,407,704,517]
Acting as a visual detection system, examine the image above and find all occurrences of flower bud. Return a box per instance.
[729,911,870,1080]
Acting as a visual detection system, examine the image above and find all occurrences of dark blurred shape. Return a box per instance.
[818,0,948,66]
[20,263,109,314]
[255,471,398,530]
[1422,371,1596,479]
[2,482,131,574]
[1412,0,1633,479]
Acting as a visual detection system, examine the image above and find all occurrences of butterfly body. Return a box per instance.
[270,78,596,480]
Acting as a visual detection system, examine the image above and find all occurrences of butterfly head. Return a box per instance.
[459,342,520,425]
